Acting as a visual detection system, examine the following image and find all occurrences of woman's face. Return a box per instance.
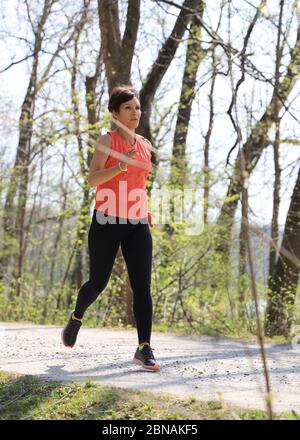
[113,97,141,129]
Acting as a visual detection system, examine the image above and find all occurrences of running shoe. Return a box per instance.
[133,343,160,372]
[61,310,82,348]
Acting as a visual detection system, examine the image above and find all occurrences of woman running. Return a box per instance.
[61,85,160,372]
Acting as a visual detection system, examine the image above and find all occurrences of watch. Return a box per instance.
[118,162,128,172]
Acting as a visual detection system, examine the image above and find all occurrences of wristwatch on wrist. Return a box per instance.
[118,162,128,172]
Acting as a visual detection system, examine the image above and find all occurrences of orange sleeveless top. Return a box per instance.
[94,130,153,219]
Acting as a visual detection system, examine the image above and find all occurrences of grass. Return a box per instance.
[0,371,298,420]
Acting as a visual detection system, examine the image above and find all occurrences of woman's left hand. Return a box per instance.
[147,211,154,228]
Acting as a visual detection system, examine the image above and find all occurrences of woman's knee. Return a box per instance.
[80,280,104,299]
[90,277,112,296]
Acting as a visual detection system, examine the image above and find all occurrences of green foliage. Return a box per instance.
[0,192,297,341]
[0,216,277,339]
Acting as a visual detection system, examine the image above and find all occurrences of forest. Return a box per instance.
[0,0,299,343]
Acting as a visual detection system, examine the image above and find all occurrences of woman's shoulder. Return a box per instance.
[94,132,112,153]
[137,133,149,142]
[97,132,112,143]
[137,134,152,148]
[138,137,152,161]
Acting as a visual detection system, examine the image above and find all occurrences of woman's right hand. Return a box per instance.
[119,148,137,170]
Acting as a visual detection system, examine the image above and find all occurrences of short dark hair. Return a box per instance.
[108,85,140,113]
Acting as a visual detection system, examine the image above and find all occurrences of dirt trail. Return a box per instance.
[1,321,300,414]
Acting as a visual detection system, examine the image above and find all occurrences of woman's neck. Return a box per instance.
[116,128,136,145]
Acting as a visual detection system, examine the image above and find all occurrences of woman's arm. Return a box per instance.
[142,137,155,227]
[88,134,124,187]
[147,211,154,228]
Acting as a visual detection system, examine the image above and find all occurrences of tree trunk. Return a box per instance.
[165,1,205,235]
[170,2,205,190]
[203,49,217,225]
[268,0,284,284]
[98,0,140,91]
[268,121,281,282]
[68,5,91,304]
[138,0,204,192]
[238,212,247,320]
[264,165,300,337]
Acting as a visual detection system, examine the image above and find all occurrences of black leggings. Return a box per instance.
[74,209,153,345]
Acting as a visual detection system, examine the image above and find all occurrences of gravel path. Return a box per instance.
[1,321,300,414]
